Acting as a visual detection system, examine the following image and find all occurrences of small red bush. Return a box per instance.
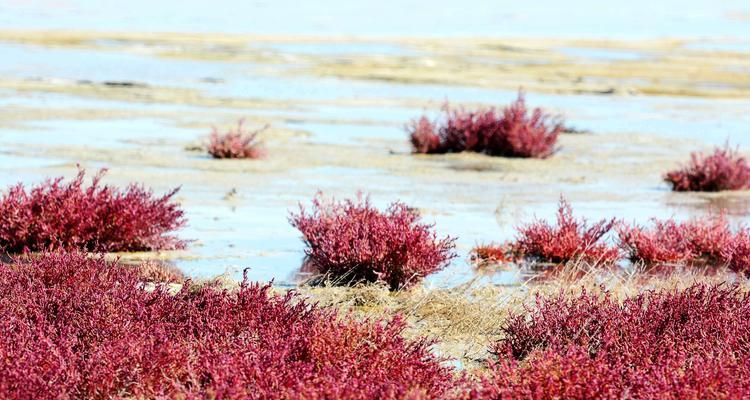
[470,243,511,265]
[409,116,443,154]
[0,169,185,253]
[207,119,266,159]
[472,285,750,399]
[406,91,562,158]
[511,198,619,265]
[289,194,457,290]
[0,253,457,398]
[488,93,561,158]
[617,213,736,266]
[665,144,750,191]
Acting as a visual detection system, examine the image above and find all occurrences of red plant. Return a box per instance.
[471,285,750,399]
[406,91,562,158]
[729,230,750,275]
[207,119,266,159]
[0,169,185,253]
[617,212,736,266]
[289,194,457,290]
[470,243,511,265]
[665,144,750,192]
[0,253,457,399]
[487,92,561,158]
[512,198,619,265]
[408,116,443,154]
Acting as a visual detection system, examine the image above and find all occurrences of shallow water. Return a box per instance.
[2,3,750,287]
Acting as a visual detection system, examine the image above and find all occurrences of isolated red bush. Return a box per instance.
[665,145,750,191]
[471,285,750,399]
[407,92,562,158]
[208,119,266,159]
[617,213,736,266]
[0,253,457,399]
[289,194,457,290]
[0,169,185,253]
[470,243,511,265]
[511,198,618,265]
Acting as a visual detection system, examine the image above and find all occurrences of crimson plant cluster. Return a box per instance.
[0,253,457,399]
[289,194,457,290]
[473,198,750,275]
[0,169,185,253]
[469,285,750,399]
[408,92,563,158]
[207,119,266,159]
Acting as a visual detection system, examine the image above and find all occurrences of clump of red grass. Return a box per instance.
[470,243,511,266]
[617,212,743,268]
[407,91,562,158]
[207,119,266,159]
[0,252,457,398]
[289,194,457,290]
[665,144,750,192]
[0,169,185,253]
[469,285,750,399]
[511,198,619,265]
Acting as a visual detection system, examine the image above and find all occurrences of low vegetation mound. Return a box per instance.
[207,119,266,159]
[289,194,457,290]
[0,253,456,399]
[665,144,750,191]
[0,169,185,253]
[511,198,619,265]
[471,285,750,399]
[407,91,562,158]
[617,213,737,266]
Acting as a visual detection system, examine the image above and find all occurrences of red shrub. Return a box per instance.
[487,92,561,158]
[0,253,457,399]
[511,198,619,265]
[471,285,750,399]
[617,213,736,266]
[406,91,562,158]
[470,243,511,265]
[289,194,457,290]
[408,116,443,154]
[665,144,750,191]
[207,119,266,159]
[0,169,185,253]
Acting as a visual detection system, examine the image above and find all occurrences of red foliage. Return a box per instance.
[471,285,750,399]
[406,91,562,159]
[289,194,457,290]
[207,119,266,159]
[512,198,619,265]
[409,116,443,154]
[488,93,561,158]
[0,253,457,399]
[729,230,750,275]
[0,169,185,253]
[617,213,737,266]
[665,144,750,192]
[470,243,511,265]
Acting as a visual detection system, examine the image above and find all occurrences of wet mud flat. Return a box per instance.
[2,30,750,286]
